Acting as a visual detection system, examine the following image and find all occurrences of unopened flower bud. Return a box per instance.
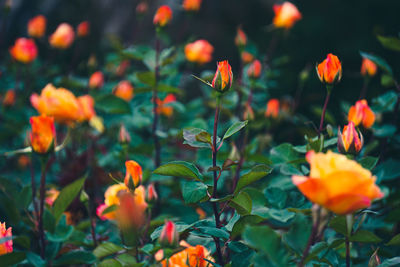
[159,221,179,248]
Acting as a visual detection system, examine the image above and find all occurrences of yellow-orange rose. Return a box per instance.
[49,23,75,49]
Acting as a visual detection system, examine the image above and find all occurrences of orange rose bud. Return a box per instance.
[316,53,342,84]
[124,160,143,189]
[159,221,179,248]
[30,114,56,154]
[136,2,149,14]
[88,71,104,89]
[119,124,131,144]
[212,60,233,93]
[156,94,176,117]
[273,1,302,29]
[361,58,377,77]
[153,5,173,27]
[77,95,96,122]
[338,122,363,154]
[49,23,75,49]
[113,80,134,101]
[183,0,202,11]
[184,40,214,64]
[162,241,214,267]
[18,155,31,169]
[241,51,254,64]
[27,15,46,38]
[30,83,81,124]
[45,188,60,206]
[235,26,247,47]
[292,151,383,215]
[146,183,158,203]
[77,21,90,37]
[9,38,38,64]
[348,99,375,128]
[117,189,147,229]
[265,98,279,118]
[247,59,262,79]
[0,222,13,255]
[3,89,16,106]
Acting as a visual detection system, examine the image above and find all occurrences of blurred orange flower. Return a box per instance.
[124,160,143,189]
[153,5,173,27]
[161,241,214,267]
[183,0,202,11]
[9,38,38,63]
[3,89,16,106]
[292,151,383,215]
[113,80,134,101]
[88,71,104,89]
[30,114,56,154]
[361,58,377,77]
[184,40,214,64]
[338,121,363,154]
[265,98,279,118]
[77,95,96,122]
[235,27,247,47]
[77,21,89,37]
[159,221,179,247]
[212,60,233,92]
[348,99,375,128]
[45,188,60,206]
[49,23,75,49]
[146,183,158,202]
[273,2,302,29]
[247,59,262,79]
[30,84,81,124]
[0,222,12,255]
[119,124,131,144]
[28,15,46,38]
[316,53,342,84]
[156,94,176,117]
[241,51,254,64]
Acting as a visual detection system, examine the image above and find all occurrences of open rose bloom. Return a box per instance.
[49,23,75,49]
[153,5,173,27]
[273,1,302,29]
[348,99,375,128]
[292,151,383,215]
[161,241,214,267]
[184,40,214,64]
[28,15,46,38]
[9,38,38,63]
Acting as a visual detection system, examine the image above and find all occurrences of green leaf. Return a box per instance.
[329,216,347,236]
[93,242,124,259]
[372,124,397,138]
[377,257,400,267]
[153,161,203,181]
[195,226,230,240]
[360,51,393,75]
[99,259,123,267]
[386,234,400,246]
[270,143,300,164]
[0,252,26,265]
[136,71,155,87]
[101,204,118,215]
[52,251,96,265]
[229,191,252,215]
[234,165,272,194]
[158,84,182,94]
[26,252,46,267]
[46,215,74,242]
[375,159,400,182]
[223,121,248,140]
[350,230,382,243]
[52,176,87,222]
[181,180,208,204]
[95,94,131,115]
[359,156,379,170]
[183,128,212,149]
[372,90,398,113]
[195,131,212,145]
[377,35,400,52]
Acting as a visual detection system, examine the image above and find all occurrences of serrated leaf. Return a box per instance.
[181,180,208,204]
[223,121,248,140]
[153,161,203,181]
[183,128,212,149]
[234,165,272,194]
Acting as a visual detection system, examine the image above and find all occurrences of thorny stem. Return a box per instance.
[298,207,321,267]
[318,88,332,135]
[153,37,161,168]
[211,96,224,266]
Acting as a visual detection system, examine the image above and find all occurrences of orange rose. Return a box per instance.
[316,53,342,84]
[49,23,75,49]
[241,51,254,64]
[183,0,202,11]
[247,59,262,79]
[30,114,56,154]
[116,186,147,229]
[124,160,143,189]
[292,151,383,215]
[146,183,158,202]
[235,27,247,47]
[159,221,179,247]
[184,40,214,64]
[265,98,279,118]
[30,83,81,124]
[156,94,176,117]
[162,241,214,267]
[338,122,363,154]
[9,38,38,63]
[212,60,233,93]
[113,80,134,101]
[0,222,12,255]
[28,15,46,38]
[273,2,302,29]
[77,95,96,122]
[88,71,104,89]
[348,99,375,128]
[361,58,377,77]
[3,89,16,106]
[77,21,89,37]
[153,5,173,27]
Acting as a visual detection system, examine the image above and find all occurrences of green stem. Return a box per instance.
[38,155,51,259]
[318,87,332,135]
